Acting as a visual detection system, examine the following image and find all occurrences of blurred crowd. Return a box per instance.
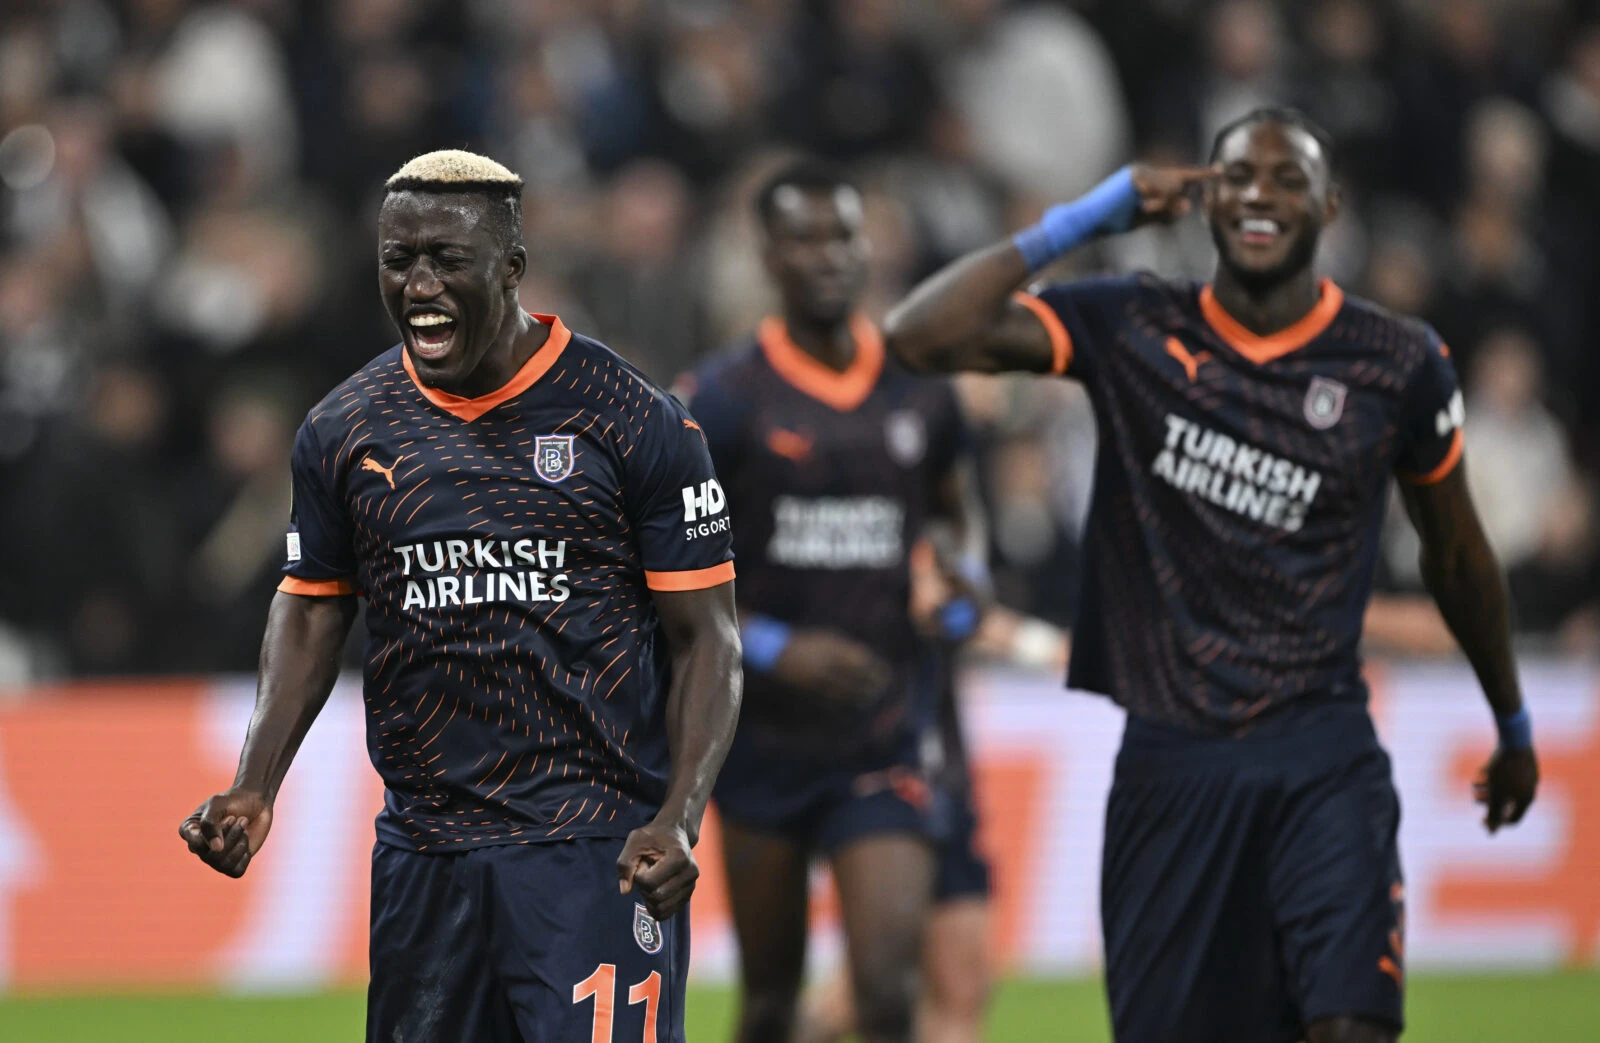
[0,0,1597,678]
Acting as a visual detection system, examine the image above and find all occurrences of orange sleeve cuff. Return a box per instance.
[1399,428,1464,486]
[645,561,736,592]
[1012,292,1072,375]
[278,576,356,596]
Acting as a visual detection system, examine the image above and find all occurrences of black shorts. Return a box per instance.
[934,784,991,903]
[1101,701,1404,1043]
[367,838,689,1043]
[714,728,938,854]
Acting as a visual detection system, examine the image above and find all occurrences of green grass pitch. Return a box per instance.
[1,974,1594,1041]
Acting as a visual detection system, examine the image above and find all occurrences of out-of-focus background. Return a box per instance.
[0,0,1597,1040]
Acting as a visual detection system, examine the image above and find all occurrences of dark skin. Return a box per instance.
[182,191,744,923]
[724,185,978,1043]
[758,184,893,704]
[885,119,1537,1043]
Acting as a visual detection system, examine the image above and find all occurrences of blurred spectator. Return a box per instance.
[1463,327,1573,569]
[1507,477,1600,654]
[0,0,1595,674]
[938,0,1131,199]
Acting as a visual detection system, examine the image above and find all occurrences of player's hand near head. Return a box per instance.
[771,629,893,707]
[179,788,273,878]
[617,818,697,921]
[1129,164,1219,226]
[1474,746,1538,834]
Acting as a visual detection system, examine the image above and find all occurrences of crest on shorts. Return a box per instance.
[533,435,575,482]
[633,902,664,954]
[884,409,927,467]
[1303,377,1347,430]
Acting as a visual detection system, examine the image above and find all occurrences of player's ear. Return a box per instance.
[1323,182,1342,225]
[504,245,526,289]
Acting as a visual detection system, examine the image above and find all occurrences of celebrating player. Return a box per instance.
[178,150,742,1043]
[684,160,983,1043]
[884,108,1540,1043]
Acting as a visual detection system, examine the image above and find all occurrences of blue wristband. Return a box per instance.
[741,615,792,674]
[1495,707,1533,751]
[939,598,981,642]
[1012,166,1140,272]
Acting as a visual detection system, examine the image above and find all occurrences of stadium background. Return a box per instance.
[0,0,1597,1039]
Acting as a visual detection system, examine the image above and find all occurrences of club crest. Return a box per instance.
[534,435,575,482]
[884,409,927,467]
[633,902,664,954]
[1303,377,1347,430]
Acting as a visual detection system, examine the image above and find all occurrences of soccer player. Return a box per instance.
[884,108,1541,1043]
[178,150,742,1043]
[683,160,982,1043]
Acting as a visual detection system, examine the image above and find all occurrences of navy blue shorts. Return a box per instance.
[1101,701,1404,1043]
[367,837,689,1043]
[713,730,937,853]
[935,786,990,902]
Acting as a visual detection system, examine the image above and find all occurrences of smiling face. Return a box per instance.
[377,190,526,390]
[763,184,870,327]
[1204,120,1338,291]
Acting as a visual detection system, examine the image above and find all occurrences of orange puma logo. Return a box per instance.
[1165,337,1212,383]
[766,427,813,462]
[360,453,407,489]
[683,418,702,432]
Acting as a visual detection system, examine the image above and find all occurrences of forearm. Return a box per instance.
[885,241,1031,373]
[234,591,357,799]
[1419,543,1523,715]
[657,619,742,843]
[886,166,1140,374]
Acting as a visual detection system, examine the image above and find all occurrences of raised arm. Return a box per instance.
[884,165,1215,375]
[179,590,357,876]
[617,581,742,920]
[1398,465,1538,832]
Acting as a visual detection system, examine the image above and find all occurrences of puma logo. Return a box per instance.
[1165,337,1212,383]
[683,418,702,432]
[766,427,813,463]
[360,453,407,489]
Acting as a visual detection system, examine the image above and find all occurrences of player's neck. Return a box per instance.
[782,311,857,372]
[1209,268,1323,338]
[452,310,544,399]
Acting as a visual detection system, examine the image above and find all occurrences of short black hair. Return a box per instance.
[1208,106,1336,172]
[754,158,859,230]
[385,179,525,252]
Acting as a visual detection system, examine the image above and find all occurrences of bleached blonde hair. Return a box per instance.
[384,150,525,248]
[385,149,524,190]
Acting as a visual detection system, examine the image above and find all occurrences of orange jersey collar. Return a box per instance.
[1199,279,1344,365]
[757,315,884,413]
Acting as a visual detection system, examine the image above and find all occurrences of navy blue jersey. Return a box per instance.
[280,315,734,852]
[1018,276,1463,734]
[685,316,967,756]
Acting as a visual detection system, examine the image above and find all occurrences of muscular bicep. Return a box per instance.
[1398,463,1489,568]
[953,298,1063,374]
[884,240,1064,375]
[651,581,740,654]
[264,590,359,668]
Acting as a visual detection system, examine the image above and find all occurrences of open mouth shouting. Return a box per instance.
[406,308,459,362]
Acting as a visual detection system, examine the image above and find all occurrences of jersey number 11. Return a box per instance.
[574,964,661,1043]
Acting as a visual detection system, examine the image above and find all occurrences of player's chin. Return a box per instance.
[1221,246,1304,289]
[404,333,466,386]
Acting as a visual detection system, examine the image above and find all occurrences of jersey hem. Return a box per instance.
[375,821,642,854]
[1013,291,1072,374]
[645,560,736,591]
[1397,428,1463,485]
[278,575,356,596]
